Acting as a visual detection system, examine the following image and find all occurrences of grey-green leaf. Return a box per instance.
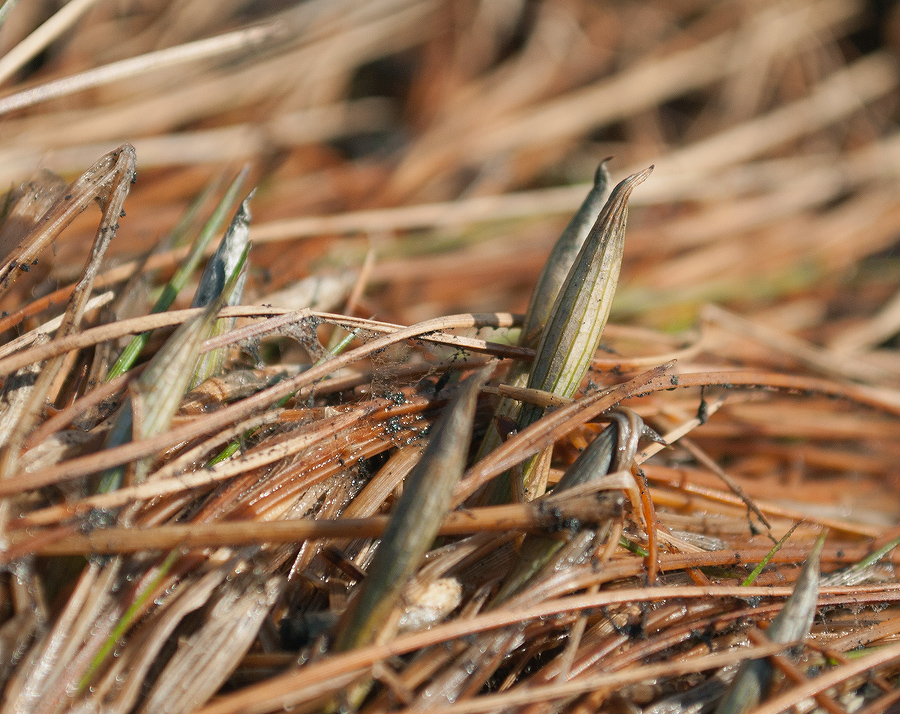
[518,166,652,432]
[332,366,491,651]
[474,163,614,503]
[106,167,248,380]
[519,160,612,350]
[491,409,642,605]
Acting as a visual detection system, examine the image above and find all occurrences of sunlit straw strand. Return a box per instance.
[0,22,281,115]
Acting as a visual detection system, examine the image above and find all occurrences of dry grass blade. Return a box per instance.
[0,144,135,488]
[90,568,228,713]
[0,0,97,86]
[0,144,135,301]
[0,312,512,498]
[0,308,520,382]
[138,574,284,714]
[0,2,899,712]
[0,22,281,115]
[1,559,119,713]
[749,640,900,714]
[194,583,880,714]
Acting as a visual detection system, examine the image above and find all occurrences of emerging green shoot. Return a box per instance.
[107,167,248,380]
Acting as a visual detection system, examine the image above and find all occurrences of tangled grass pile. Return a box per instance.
[1,1,900,712]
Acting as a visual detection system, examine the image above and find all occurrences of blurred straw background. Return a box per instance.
[2,0,900,712]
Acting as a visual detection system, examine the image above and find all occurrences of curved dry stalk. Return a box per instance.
[647,469,883,539]
[454,361,673,506]
[636,370,900,417]
[0,23,281,115]
[0,144,136,492]
[0,307,522,380]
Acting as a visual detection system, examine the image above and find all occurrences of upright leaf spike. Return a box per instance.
[333,366,491,652]
[520,160,613,349]
[519,167,653,428]
[715,532,826,714]
[476,161,613,472]
[511,166,652,500]
[107,166,249,380]
[189,192,253,388]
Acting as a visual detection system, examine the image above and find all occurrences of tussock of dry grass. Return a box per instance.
[1,1,900,712]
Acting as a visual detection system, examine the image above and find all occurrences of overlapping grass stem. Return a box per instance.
[0,2,899,713]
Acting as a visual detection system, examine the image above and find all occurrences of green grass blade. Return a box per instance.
[741,522,800,587]
[99,244,250,491]
[820,533,900,587]
[107,166,248,380]
[189,193,252,388]
[78,548,181,693]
